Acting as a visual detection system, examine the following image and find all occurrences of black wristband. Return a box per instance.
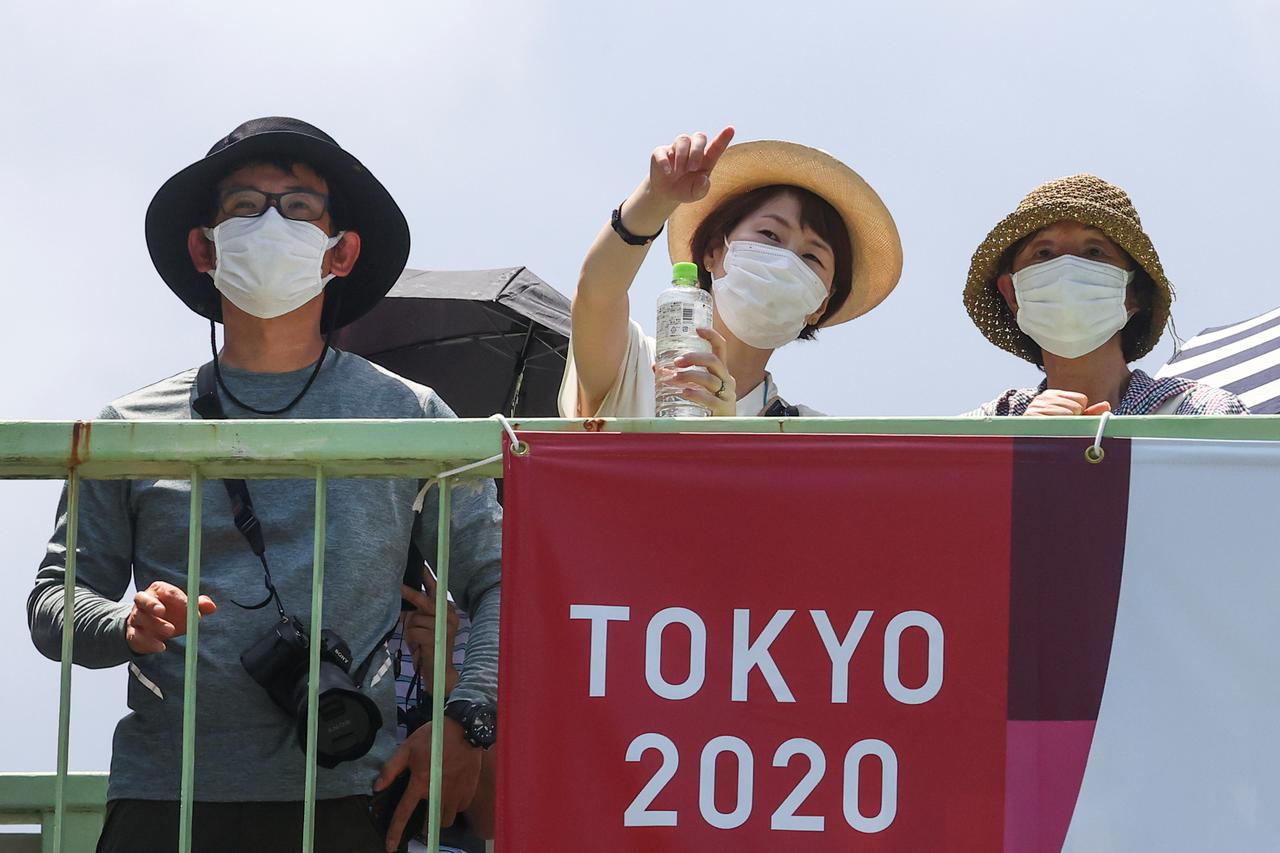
[611,201,664,246]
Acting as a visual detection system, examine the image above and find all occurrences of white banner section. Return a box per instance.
[1064,439,1280,852]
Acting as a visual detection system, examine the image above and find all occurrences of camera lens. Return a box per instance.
[243,618,383,769]
[293,663,383,769]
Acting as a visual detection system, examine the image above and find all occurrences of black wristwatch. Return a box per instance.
[611,201,664,246]
[444,700,497,749]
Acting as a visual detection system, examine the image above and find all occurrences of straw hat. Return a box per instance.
[963,174,1173,362]
[667,140,902,326]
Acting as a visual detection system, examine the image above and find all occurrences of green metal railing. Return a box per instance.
[3,415,1278,852]
[3,418,509,853]
[0,773,107,852]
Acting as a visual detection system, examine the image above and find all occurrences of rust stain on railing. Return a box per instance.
[68,421,92,469]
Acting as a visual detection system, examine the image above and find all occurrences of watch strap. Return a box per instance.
[611,202,664,246]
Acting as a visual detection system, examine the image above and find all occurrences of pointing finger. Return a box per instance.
[703,125,736,171]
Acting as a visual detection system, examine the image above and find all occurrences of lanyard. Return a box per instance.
[192,361,288,616]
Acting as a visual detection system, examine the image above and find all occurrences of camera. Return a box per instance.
[241,615,383,768]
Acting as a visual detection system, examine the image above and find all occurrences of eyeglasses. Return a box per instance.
[218,188,330,222]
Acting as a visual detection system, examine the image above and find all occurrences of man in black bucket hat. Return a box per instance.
[28,117,503,852]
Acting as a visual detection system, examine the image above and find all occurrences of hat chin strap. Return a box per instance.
[207,285,344,416]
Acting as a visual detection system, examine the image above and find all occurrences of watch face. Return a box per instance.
[469,704,497,747]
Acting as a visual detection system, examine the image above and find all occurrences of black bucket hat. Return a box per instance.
[145,117,411,329]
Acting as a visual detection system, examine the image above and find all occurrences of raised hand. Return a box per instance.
[647,126,736,208]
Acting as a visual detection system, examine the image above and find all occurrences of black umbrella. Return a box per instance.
[334,267,571,417]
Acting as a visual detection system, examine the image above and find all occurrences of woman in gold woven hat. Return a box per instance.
[963,174,1246,416]
[558,126,902,418]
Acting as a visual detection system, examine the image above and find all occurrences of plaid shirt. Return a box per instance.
[967,369,1248,417]
[390,613,471,738]
[390,614,477,853]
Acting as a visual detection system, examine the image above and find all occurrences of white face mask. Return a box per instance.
[1012,254,1136,359]
[203,208,345,319]
[711,240,829,350]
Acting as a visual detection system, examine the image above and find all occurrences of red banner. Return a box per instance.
[496,432,1129,851]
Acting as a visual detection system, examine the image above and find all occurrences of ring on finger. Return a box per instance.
[715,377,727,399]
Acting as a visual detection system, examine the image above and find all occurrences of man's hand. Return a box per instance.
[400,580,460,697]
[373,716,482,852]
[126,581,216,654]
[1023,390,1112,417]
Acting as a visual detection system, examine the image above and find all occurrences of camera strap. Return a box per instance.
[193,360,288,617]
[194,359,427,687]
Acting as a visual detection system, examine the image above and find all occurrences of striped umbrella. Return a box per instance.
[1156,305,1280,413]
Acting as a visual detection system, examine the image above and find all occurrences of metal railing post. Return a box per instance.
[52,471,81,853]
[426,477,452,853]
[178,469,204,853]
[301,467,327,853]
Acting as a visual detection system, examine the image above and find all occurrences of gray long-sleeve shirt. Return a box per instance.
[27,351,502,802]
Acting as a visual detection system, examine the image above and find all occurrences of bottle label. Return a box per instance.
[657,301,710,340]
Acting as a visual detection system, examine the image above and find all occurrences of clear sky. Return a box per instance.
[2,0,1278,775]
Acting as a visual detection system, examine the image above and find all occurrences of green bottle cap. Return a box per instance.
[671,262,700,286]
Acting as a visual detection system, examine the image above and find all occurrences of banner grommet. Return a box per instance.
[491,413,529,456]
[1085,410,1114,464]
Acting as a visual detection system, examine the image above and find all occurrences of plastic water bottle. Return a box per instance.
[655,262,714,417]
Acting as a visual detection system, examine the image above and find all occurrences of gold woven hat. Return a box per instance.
[963,174,1173,362]
[667,140,903,326]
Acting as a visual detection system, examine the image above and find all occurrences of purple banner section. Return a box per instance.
[1004,436,1131,852]
[1007,436,1131,721]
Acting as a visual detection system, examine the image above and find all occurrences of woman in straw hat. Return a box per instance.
[558,126,902,418]
[963,174,1246,416]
